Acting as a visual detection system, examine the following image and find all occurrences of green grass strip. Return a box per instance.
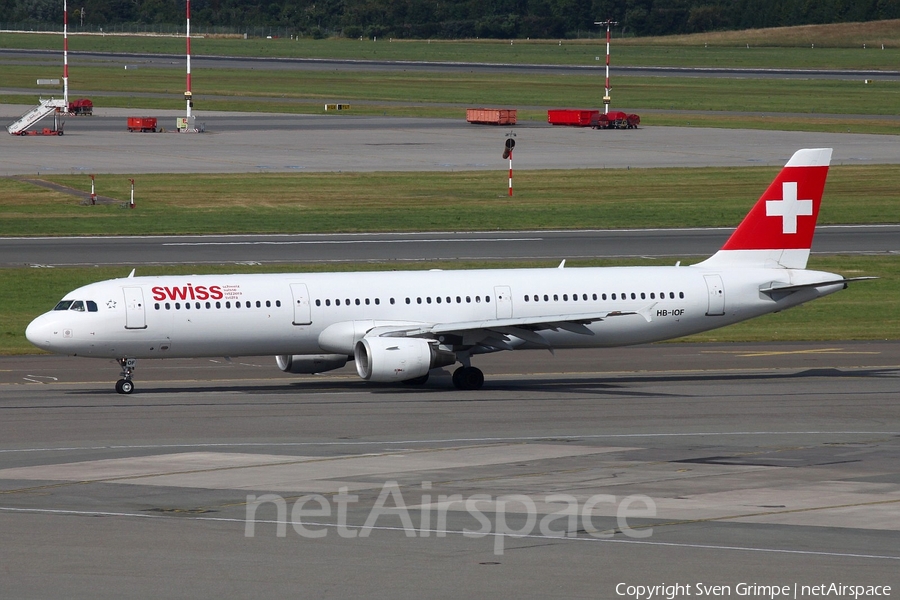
[2,164,898,236]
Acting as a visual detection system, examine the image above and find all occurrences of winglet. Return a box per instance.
[695,148,832,270]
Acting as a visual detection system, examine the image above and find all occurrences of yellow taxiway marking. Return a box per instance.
[701,348,881,358]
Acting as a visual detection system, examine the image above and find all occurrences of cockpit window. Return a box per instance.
[86,301,98,312]
[54,300,73,311]
[70,301,86,312]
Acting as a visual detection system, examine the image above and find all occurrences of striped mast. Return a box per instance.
[185,0,192,118]
[594,19,618,114]
[63,0,69,105]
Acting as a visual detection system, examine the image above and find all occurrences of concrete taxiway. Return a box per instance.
[5,105,900,175]
[1,342,898,598]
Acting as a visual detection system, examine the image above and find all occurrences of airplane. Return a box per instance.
[25,148,871,394]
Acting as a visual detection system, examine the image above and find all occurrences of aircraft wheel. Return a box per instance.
[115,379,134,394]
[402,374,429,385]
[452,367,484,390]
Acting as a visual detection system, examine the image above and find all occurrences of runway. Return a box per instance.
[5,48,900,80]
[1,342,898,598]
[3,225,898,267]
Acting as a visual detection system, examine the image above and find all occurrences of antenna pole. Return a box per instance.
[594,19,618,114]
[185,0,192,118]
[63,0,69,105]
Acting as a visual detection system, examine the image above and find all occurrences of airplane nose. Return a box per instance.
[25,315,52,349]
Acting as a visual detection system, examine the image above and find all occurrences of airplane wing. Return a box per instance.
[365,308,654,350]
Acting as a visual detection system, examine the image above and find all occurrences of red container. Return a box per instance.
[547,109,599,126]
[127,117,158,132]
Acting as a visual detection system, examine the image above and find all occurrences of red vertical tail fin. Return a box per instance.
[696,148,832,269]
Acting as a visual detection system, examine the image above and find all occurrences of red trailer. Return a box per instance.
[547,109,599,126]
[127,117,158,133]
[591,111,641,129]
[68,99,93,115]
[466,108,517,125]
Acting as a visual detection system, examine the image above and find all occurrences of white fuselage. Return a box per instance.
[25,264,843,360]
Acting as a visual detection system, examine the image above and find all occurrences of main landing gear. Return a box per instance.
[115,358,136,394]
[452,366,484,390]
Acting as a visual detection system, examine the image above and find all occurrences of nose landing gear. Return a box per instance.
[115,358,136,394]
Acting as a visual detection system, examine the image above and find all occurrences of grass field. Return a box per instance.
[3,63,899,120]
[1,254,892,355]
[2,164,898,237]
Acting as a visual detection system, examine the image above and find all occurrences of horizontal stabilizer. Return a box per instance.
[759,276,877,294]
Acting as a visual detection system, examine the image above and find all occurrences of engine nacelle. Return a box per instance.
[276,354,348,374]
[354,337,456,383]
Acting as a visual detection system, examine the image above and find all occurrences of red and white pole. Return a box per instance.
[129,179,135,209]
[604,21,610,114]
[508,150,513,197]
[595,19,618,114]
[63,0,69,106]
[185,0,192,118]
[89,174,96,205]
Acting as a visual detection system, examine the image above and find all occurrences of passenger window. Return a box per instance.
[670,292,675,299]
[87,301,98,312]
[276,300,281,307]
[70,301,85,312]
[679,292,684,299]
[355,299,361,306]
[53,300,73,311]
[154,303,160,310]
[165,302,171,310]
[405,298,411,304]
[267,300,271,308]
[641,293,646,300]
[176,302,181,309]
[543,295,549,301]
[485,296,490,302]
[417,297,422,304]
[650,293,655,299]
[375,298,380,305]
[185,302,191,310]
[601,294,607,300]
[436,297,442,304]
[524,296,529,302]
[335,299,341,306]
[215,302,221,309]
[611,293,616,300]
[456,296,462,303]
[446,297,451,303]
[365,299,370,305]
[256,301,261,308]
[206,302,211,309]
[466,296,471,303]
[345,299,350,306]
[316,300,321,306]
[631,293,636,300]
[426,297,432,304]
[553,294,558,301]
[475,296,481,303]
[326,299,331,306]
[225,302,230,308]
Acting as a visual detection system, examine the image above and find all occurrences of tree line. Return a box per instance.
[5,0,900,39]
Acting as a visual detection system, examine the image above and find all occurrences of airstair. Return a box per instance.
[7,98,67,135]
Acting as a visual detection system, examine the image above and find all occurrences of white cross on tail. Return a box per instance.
[765,181,812,234]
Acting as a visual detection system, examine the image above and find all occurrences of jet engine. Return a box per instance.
[354,337,455,383]
[276,354,349,374]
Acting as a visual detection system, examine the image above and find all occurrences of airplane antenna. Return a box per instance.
[594,19,619,114]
